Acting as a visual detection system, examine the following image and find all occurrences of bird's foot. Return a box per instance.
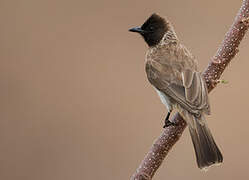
[163,111,176,128]
[163,120,176,128]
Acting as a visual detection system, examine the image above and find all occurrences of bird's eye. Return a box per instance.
[149,26,154,31]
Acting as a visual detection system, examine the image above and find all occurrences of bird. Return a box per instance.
[129,13,223,170]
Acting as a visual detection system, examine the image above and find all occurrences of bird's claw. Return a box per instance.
[163,120,176,128]
[163,111,176,128]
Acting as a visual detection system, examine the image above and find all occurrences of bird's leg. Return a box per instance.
[163,110,174,128]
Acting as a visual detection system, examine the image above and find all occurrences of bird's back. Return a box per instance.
[146,42,198,88]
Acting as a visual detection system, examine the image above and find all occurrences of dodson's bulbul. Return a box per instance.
[129,13,223,170]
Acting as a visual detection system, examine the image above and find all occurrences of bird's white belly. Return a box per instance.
[154,88,172,112]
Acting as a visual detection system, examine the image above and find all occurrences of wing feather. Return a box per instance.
[146,61,210,115]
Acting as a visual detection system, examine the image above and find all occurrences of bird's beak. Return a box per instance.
[129,26,144,33]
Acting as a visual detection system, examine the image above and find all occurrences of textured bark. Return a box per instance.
[131,1,249,179]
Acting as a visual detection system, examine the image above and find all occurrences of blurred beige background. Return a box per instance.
[1,0,249,179]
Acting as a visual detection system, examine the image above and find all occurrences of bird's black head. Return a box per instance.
[129,13,168,47]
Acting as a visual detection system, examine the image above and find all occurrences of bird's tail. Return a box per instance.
[187,114,223,170]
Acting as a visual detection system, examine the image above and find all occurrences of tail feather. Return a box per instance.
[188,115,223,170]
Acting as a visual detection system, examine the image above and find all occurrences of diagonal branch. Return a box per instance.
[131,1,249,179]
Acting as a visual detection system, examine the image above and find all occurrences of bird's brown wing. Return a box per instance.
[146,61,210,115]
